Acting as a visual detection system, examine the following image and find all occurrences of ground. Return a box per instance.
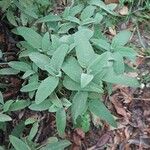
[0,0,150,149]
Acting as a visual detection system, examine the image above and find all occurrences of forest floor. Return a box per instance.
[0,0,150,150]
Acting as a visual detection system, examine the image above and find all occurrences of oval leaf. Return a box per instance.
[0,114,12,122]
[71,91,88,123]
[56,108,66,136]
[88,99,117,127]
[9,135,30,150]
[35,76,59,104]
[112,30,131,47]
[17,27,42,49]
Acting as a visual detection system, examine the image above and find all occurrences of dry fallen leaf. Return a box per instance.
[105,0,119,4]
[109,26,116,36]
[119,6,129,15]
[110,95,130,122]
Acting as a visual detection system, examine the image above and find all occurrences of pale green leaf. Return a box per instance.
[0,50,2,58]
[42,32,51,51]
[41,140,71,150]
[36,14,61,23]
[87,52,112,75]
[80,5,96,21]
[6,10,18,26]
[88,0,116,15]
[20,82,40,92]
[17,27,42,49]
[0,68,19,75]
[0,91,4,105]
[62,57,82,82]
[25,118,37,125]
[74,29,96,68]
[3,100,14,112]
[112,30,131,47]
[69,4,84,16]
[65,16,80,24]
[29,52,51,70]
[0,114,12,122]
[88,99,117,127]
[56,108,66,136]
[9,135,30,150]
[71,91,88,123]
[35,76,59,104]
[28,122,39,141]
[9,100,30,111]
[81,73,94,88]
[45,44,69,74]
[63,76,103,93]
[91,38,110,51]
[29,99,52,111]
[8,61,31,72]
[102,68,140,87]
[113,52,125,74]
[22,70,35,79]
[115,46,137,60]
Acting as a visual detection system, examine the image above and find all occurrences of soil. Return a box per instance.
[0,4,150,150]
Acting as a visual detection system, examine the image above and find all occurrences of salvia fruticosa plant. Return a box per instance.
[0,0,139,149]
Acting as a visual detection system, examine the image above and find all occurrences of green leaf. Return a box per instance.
[29,99,52,111]
[3,100,14,112]
[63,76,81,91]
[91,38,110,51]
[62,98,72,108]
[9,135,30,150]
[17,27,42,49]
[113,52,125,74]
[65,16,80,24]
[88,0,116,15]
[41,140,71,150]
[74,29,96,68]
[51,93,63,108]
[115,46,137,60]
[88,99,117,127]
[6,10,18,26]
[0,68,19,75]
[87,52,112,75]
[20,82,40,92]
[70,4,84,16]
[29,52,51,70]
[8,61,31,72]
[0,0,11,11]
[0,114,12,122]
[22,70,35,79]
[13,0,38,19]
[102,68,140,87]
[42,32,51,51]
[45,44,69,74]
[25,118,37,125]
[11,120,25,138]
[0,50,2,58]
[111,30,131,47]
[81,73,93,88]
[36,14,61,23]
[35,76,59,104]
[56,108,66,136]
[80,18,95,26]
[80,5,96,21]
[9,100,30,111]
[94,13,103,24]
[71,91,88,123]
[62,57,82,82]
[0,91,4,105]
[63,76,103,93]
[28,122,39,141]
